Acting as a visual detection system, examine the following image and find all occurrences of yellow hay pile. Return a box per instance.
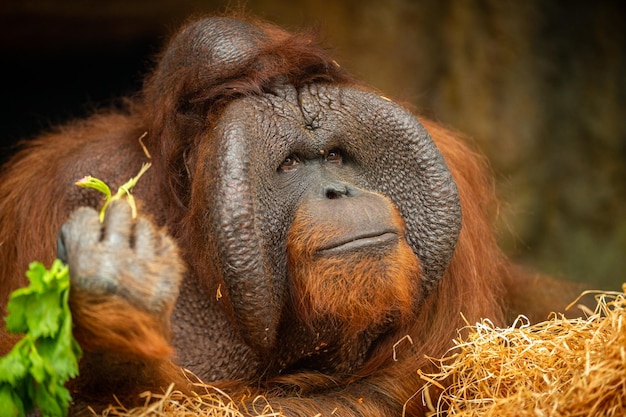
[419,287,626,416]
[95,287,626,417]
[96,381,280,417]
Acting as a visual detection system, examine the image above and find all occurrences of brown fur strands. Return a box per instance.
[69,292,173,360]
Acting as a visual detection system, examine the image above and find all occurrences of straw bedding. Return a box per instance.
[419,286,626,416]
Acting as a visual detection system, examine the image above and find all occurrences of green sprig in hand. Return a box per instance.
[0,159,151,417]
[76,161,151,223]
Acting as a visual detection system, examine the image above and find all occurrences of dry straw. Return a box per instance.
[94,287,626,417]
[418,285,626,417]
[95,377,282,417]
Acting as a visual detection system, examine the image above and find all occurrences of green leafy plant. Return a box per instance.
[0,160,151,417]
[0,260,80,417]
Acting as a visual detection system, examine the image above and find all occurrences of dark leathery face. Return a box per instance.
[207,83,462,351]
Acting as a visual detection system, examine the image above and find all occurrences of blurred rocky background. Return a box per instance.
[1,0,624,290]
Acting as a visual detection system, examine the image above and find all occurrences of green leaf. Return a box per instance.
[0,383,23,417]
[29,346,47,384]
[75,176,111,199]
[35,385,64,417]
[5,262,48,333]
[4,296,27,334]
[38,333,80,381]
[0,259,81,417]
[28,293,62,339]
[24,261,47,292]
[0,346,29,384]
[6,262,65,339]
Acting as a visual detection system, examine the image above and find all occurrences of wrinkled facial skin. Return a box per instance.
[203,82,462,352]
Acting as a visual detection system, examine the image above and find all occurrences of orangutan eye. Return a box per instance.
[279,154,301,172]
[325,149,343,164]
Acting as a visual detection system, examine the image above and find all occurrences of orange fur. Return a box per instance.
[69,291,173,360]
[287,204,420,334]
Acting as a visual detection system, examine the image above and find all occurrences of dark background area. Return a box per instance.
[1,0,624,290]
